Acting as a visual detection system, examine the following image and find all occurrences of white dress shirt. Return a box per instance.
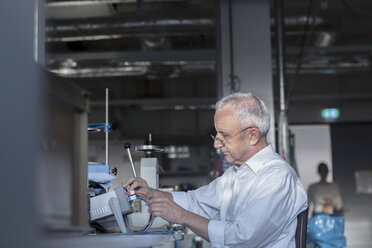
[172,144,308,248]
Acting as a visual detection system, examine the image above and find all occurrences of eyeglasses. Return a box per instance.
[210,126,256,146]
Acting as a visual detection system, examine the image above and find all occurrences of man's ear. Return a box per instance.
[249,128,260,145]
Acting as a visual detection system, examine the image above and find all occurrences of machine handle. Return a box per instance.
[124,143,137,178]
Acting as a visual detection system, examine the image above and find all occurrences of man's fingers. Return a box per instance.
[148,204,164,212]
[148,200,166,207]
[148,205,167,217]
[121,177,136,188]
[151,210,164,218]
[149,197,169,204]
[124,178,145,191]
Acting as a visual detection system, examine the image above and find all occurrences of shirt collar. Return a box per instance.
[244,144,276,174]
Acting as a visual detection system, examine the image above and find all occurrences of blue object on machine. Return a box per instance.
[88,123,112,132]
[88,163,115,195]
[88,163,110,174]
[307,214,347,248]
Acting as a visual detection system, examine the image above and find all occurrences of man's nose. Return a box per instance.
[214,138,224,149]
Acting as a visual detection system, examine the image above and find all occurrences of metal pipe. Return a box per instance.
[46,18,214,32]
[274,0,290,161]
[228,0,235,93]
[274,0,286,112]
[105,88,109,165]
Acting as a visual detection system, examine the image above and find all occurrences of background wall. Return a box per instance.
[331,124,372,248]
[291,123,372,248]
[289,125,333,190]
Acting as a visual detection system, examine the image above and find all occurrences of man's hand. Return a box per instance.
[148,197,210,241]
[147,197,186,224]
[122,177,153,199]
[123,179,210,241]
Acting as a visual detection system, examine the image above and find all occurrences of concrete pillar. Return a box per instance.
[217,0,275,145]
[0,1,40,247]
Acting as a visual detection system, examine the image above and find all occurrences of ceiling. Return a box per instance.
[44,0,372,139]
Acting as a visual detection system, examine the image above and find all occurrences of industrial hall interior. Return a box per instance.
[3,0,372,248]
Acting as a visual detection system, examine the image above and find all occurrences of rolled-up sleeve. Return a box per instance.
[171,178,227,246]
[173,189,227,246]
[171,191,188,209]
[208,219,226,247]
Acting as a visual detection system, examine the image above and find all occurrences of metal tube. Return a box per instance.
[274,0,286,112]
[124,143,137,178]
[105,88,109,166]
[274,0,290,161]
[126,148,137,178]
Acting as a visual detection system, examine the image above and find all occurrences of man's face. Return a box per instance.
[214,105,251,165]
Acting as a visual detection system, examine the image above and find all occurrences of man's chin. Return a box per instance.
[224,154,233,163]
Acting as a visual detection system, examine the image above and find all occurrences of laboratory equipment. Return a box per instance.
[89,186,133,233]
[136,133,164,189]
[126,134,169,229]
[88,88,115,195]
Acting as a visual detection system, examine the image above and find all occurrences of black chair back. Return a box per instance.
[295,207,309,248]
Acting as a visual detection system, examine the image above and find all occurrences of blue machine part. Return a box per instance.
[88,123,112,132]
[88,163,110,174]
[88,163,114,195]
[94,188,105,195]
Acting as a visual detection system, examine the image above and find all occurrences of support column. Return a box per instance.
[217,0,275,145]
[0,1,40,247]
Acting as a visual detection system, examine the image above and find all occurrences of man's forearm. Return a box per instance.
[150,188,173,200]
[147,190,210,241]
[181,210,210,241]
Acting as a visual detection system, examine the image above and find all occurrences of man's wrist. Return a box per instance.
[148,188,154,199]
[179,209,188,226]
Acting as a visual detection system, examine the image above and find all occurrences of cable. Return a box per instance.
[110,230,178,248]
[339,0,372,40]
[144,228,179,248]
[137,215,155,232]
[135,192,149,200]
[110,191,178,247]
[135,196,148,202]
[125,191,154,232]
[348,7,372,18]
[286,0,320,112]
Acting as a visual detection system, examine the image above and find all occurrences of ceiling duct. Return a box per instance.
[47,18,215,41]
[50,65,147,77]
[47,18,214,32]
[271,16,325,26]
[47,0,190,7]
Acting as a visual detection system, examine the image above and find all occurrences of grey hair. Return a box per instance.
[215,92,271,137]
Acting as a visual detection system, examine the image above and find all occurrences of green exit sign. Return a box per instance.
[321,108,340,119]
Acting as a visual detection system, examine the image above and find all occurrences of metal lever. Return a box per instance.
[124,143,137,177]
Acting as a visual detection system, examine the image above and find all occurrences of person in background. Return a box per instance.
[123,92,308,247]
[308,162,343,217]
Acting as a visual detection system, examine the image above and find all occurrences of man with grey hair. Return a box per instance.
[123,92,307,247]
